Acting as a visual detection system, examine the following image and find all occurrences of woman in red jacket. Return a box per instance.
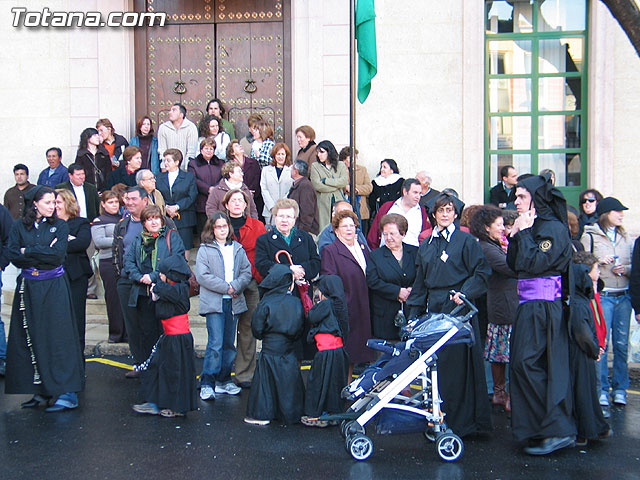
[222,188,266,388]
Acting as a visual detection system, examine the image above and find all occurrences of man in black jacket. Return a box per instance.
[56,163,101,221]
[489,165,518,209]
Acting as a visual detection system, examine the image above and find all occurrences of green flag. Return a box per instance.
[355,0,377,103]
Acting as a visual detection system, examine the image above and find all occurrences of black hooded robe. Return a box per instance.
[506,174,576,442]
[569,264,610,439]
[139,255,197,414]
[5,218,85,397]
[246,264,305,423]
[304,275,350,417]
[407,222,492,438]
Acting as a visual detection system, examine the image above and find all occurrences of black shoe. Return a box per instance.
[0,358,5,377]
[524,436,575,455]
[21,394,50,408]
[575,437,588,447]
[598,428,613,440]
[125,370,140,379]
[234,380,252,389]
[601,407,611,419]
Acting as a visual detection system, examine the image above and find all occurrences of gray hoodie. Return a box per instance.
[195,240,252,315]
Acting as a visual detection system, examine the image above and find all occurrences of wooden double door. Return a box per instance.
[134,1,289,144]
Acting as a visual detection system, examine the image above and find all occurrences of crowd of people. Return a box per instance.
[0,101,639,455]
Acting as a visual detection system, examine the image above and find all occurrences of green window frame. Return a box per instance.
[484,0,588,207]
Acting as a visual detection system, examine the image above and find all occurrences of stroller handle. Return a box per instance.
[448,290,478,321]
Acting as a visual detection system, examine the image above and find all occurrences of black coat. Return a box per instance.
[55,181,101,222]
[630,237,640,313]
[64,217,92,281]
[156,170,198,228]
[0,204,13,269]
[75,148,111,192]
[368,177,404,220]
[106,163,138,189]
[489,182,516,209]
[5,218,84,396]
[254,227,320,282]
[366,244,418,339]
[478,239,518,325]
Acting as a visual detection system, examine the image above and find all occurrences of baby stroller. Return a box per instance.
[320,291,477,462]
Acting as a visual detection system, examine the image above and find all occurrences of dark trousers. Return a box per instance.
[99,258,127,343]
[68,274,89,356]
[117,278,161,365]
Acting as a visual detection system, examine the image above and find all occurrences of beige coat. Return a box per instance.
[345,164,373,220]
[310,161,348,231]
[581,224,633,290]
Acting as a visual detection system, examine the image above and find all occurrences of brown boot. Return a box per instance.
[491,363,506,407]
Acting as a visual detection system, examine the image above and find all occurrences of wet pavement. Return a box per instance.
[1,357,639,479]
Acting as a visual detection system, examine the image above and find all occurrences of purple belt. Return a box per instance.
[518,275,561,304]
[22,265,65,281]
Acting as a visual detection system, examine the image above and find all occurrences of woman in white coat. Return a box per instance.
[260,142,293,224]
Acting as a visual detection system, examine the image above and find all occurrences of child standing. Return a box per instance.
[570,252,612,445]
[301,275,350,427]
[244,264,305,425]
[196,211,252,401]
[133,255,197,418]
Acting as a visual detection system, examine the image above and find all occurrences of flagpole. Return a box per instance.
[349,0,357,212]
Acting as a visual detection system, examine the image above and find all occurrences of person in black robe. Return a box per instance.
[407,193,492,438]
[245,264,305,425]
[133,255,197,418]
[506,173,577,455]
[569,254,611,445]
[5,186,84,412]
[301,275,350,426]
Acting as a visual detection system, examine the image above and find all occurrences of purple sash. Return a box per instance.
[518,275,562,304]
[22,265,65,281]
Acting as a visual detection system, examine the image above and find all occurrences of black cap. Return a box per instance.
[596,197,628,216]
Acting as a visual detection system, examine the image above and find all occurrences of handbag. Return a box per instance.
[165,229,200,297]
[275,249,313,315]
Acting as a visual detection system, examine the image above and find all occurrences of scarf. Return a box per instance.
[140,226,166,271]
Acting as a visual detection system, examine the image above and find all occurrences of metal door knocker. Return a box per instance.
[244,79,257,94]
[173,80,187,94]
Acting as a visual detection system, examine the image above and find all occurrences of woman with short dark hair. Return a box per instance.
[75,127,111,191]
[368,159,404,221]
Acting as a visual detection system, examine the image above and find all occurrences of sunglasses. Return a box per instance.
[581,198,597,204]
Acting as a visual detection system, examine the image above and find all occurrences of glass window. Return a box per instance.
[488,40,532,74]
[538,153,582,187]
[490,116,532,150]
[538,114,580,148]
[538,0,586,32]
[490,153,531,186]
[538,77,580,111]
[539,38,584,73]
[487,0,534,34]
[489,78,532,112]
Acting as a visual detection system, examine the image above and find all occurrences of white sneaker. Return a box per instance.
[613,392,627,406]
[215,382,242,395]
[244,417,270,426]
[200,385,215,401]
[599,393,609,406]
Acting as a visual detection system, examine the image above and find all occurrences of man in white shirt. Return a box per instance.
[157,103,198,171]
[383,179,425,247]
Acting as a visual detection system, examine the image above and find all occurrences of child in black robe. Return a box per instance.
[301,275,350,426]
[244,264,305,426]
[570,252,611,445]
[133,255,197,418]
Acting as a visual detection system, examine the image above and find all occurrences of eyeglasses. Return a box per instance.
[143,177,156,182]
[276,214,295,220]
[581,198,596,204]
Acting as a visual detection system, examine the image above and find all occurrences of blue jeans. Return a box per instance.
[0,272,5,359]
[598,293,632,396]
[201,300,238,387]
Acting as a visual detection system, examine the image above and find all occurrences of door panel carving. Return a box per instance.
[147,23,214,126]
[217,22,284,142]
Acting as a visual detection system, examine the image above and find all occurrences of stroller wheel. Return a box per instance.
[344,420,365,438]
[340,420,350,438]
[349,434,374,461]
[436,433,464,462]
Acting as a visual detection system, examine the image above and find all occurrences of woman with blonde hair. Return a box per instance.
[55,189,93,353]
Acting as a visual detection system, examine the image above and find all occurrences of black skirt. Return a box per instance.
[140,333,198,414]
[304,347,349,417]
[5,275,84,397]
[246,350,305,423]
